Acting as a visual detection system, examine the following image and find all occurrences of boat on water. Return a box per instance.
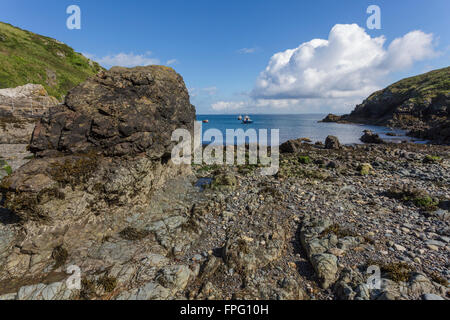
[202,119,209,123]
[242,115,253,124]
[238,115,243,120]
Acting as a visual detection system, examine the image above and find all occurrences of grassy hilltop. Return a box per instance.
[365,66,450,105]
[0,22,103,99]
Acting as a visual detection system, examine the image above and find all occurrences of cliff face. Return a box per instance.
[323,67,450,144]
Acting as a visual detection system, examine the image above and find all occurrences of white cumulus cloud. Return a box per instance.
[252,24,438,101]
[383,30,438,70]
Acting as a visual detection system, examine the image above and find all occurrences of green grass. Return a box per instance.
[413,196,439,210]
[0,159,12,175]
[0,22,103,100]
[366,66,450,104]
[298,155,312,164]
[386,186,439,211]
[366,259,413,282]
[423,155,442,164]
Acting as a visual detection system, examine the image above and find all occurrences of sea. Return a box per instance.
[196,114,426,146]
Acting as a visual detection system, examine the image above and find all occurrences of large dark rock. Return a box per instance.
[280,138,314,153]
[0,66,196,273]
[280,139,303,153]
[0,65,198,294]
[360,130,384,144]
[30,66,196,158]
[325,136,341,149]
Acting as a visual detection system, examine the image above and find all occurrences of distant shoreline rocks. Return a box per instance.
[320,66,450,145]
[321,114,344,123]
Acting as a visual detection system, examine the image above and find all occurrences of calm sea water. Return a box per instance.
[196,114,420,146]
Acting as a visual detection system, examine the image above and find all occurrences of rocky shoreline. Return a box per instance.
[1,139,448,300]
[321,67,449,145]
[0,66,448,300]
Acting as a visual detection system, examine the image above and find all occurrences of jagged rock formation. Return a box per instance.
[0,84,58,144]
[0,66,196,296]
[322,67,450,144]
[30,66,195,157]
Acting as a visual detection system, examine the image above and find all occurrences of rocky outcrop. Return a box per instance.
[360,130,384,144]
[325,136,341,150]
[0,84,58,144]
[321,114,343,123]
[280,138,312,153]
[0,84,58,116]
[322,67,450,144]
[0,66,196,290]
[30,66,195,157]
[280,139,304,154]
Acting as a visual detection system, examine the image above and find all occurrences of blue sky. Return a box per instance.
[0,0,449,114]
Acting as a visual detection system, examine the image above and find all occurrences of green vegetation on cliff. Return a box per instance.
[324,66,450,144]
[0,22,103,99]
[366,66,450,104]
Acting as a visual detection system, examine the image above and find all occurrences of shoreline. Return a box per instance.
[196,114,429,147]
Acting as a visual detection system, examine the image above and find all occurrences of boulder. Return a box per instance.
[360,130,384,144]
[280,139,303,154]
[30,66,195,158]
[0,66,196,281]
[0,84,58,117]
[325,136,341,149]
[310,253,338,289]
